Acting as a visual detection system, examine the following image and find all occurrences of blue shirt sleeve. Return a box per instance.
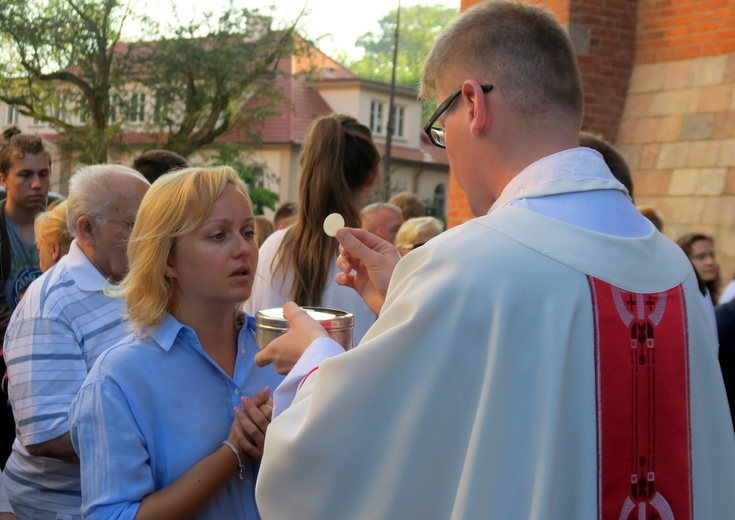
[69,357,148,520]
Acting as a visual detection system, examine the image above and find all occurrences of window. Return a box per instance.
[391,105,405,138]
[370,101,405,138]
[370,100,383,135]
[6,105,19,125]
[78,107,91,124]
[154,94,167,124]
[128,93,146,123]
[108,94,121,123]
[432,183,446,219]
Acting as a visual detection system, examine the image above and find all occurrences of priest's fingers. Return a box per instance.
[336,248,360,276]
[254,302,328,374]
[336,228,399,297]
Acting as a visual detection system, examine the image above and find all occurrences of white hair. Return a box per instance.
[66,164,148,238]
[360,202,403,217]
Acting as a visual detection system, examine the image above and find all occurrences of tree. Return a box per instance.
[133,7,302,158]
[209,143,279,215]
[0,1,301,163]
[0,0,136,163]
[346,4,457,91]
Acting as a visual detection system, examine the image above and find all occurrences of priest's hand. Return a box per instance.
[335,228,400,314]
[255,302,328,374]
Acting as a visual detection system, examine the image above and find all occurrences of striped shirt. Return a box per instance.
[2,241,130,517]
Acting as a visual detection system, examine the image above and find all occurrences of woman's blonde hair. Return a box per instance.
[34,200,72,251]
[395,216,444,255]
[112,166,251,333]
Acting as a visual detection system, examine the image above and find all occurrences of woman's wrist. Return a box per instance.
[221,440,245,479]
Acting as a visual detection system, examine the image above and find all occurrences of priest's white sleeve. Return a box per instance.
[272,337,344,418]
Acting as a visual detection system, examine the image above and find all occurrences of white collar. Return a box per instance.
[65,240,110,292]
[489,147,629,214]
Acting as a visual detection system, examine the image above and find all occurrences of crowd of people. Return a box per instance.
[0,1,734,519]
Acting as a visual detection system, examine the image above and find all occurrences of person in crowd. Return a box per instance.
[715,298,735,435]
[677,232,720,342]
[252,2,735,518]
[394,216,444,256]
[254,215,275,247]
[2,165,149,519]
[579,131,633,200]
[132,149,189,184]
[0,126,51,475]
[69,166,280,519]
[273,201,297,230]
[34,200,73,272]
[677,232,720,305]
[360,202,404,244]
[638,204,664,232]
[388,192,425,221]
[244,114,380,343]
[719,275,735,305]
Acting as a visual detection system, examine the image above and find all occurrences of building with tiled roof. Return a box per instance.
[1,42,449,220]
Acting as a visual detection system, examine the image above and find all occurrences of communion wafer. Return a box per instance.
[323,213,345,237]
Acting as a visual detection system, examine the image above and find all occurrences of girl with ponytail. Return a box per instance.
[244,114,380,343]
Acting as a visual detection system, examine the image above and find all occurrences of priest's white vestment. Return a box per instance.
[255,153,735,519]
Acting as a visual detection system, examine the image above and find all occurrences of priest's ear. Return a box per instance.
[462,80,490,138]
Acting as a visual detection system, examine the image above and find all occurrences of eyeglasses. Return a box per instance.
[91,215,136,234]
[423,84,493,148]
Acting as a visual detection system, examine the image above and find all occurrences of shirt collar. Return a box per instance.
[489,147,630,214]
[64,240,110,292]
[149,311,255,353]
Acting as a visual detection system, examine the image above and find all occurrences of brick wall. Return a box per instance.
[636,0,735,64]
[618,0,735,282]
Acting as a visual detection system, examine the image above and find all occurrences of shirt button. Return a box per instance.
[244,479,252,486]
[234,388,241,395]
[240,349,246,355]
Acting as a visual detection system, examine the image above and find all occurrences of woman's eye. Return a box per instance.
[211,232,225,240]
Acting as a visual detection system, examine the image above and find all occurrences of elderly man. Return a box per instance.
[2,165,149,519]
[359,202,404,245]
[253,2,735,518]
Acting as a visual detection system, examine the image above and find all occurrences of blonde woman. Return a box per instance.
[34,200,72,272]
[394,216,444,256]
[69,167,282,520]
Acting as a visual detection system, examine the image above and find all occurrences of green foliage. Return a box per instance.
[0,0,301,163]
[0,0,136,162]
[135,4,303,158]
[208,143,279,215]
[345,4,456,123]
[349,6,455,83]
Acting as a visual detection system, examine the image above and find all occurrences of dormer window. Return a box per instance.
[370,100,404,138]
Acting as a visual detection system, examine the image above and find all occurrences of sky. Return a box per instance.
[139,0,459,59]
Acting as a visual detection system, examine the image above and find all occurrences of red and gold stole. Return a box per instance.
[588,277,692,520]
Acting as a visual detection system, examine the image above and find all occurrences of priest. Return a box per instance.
[251,2,735,518]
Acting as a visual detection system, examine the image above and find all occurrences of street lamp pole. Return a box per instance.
[382,0,400,200]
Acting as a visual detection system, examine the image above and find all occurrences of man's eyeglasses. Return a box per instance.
[423,84,493,148]
[91,215,136,234]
